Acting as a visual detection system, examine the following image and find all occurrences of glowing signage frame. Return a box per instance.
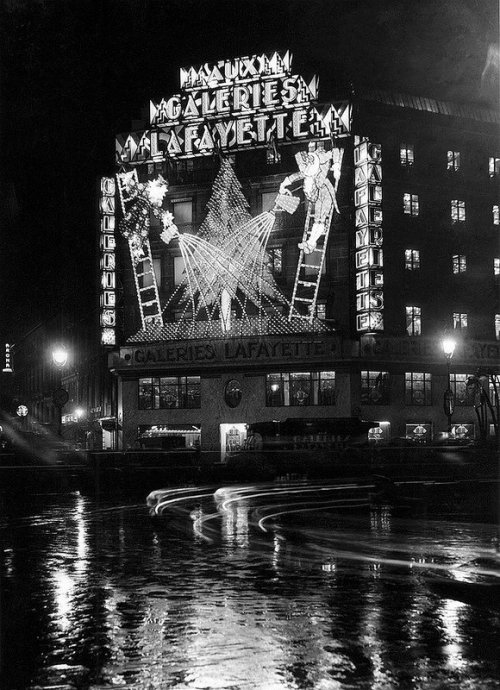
[99,177,117,346]
[354,136,384,333]
[3,343,13,373]
[116,51,350,163]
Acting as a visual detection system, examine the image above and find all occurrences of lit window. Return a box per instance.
[496,314,500,340]
[400,143,414,167]
[138,376,200,409]
[172,199,193,228]
[403,193,419,216]
[489,157,500,177]
[361,371,390,405]
[451,199,466,222]
[261,191,277,213]
[452,254,466,274]
[451,423,474,440]
[405,249,420,270]
[268,247,282,276]
[493,205,499,225]
[447,150,461,171]
[405,372,432,405]
[406,306,421,336]
[449,373,475,406]
[406,422,432,442]
[495,258,500,276]
[266,371,335,407]
[315,302,326,320]
[453,312,468,329]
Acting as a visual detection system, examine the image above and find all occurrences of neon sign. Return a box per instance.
[99,177,117,346]
[3,343,13,373]
[116,51,350,163]
[354,137,384,333]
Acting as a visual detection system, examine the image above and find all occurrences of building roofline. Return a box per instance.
[355,88,500,125]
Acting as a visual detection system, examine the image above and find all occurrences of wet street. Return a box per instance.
[1,478,500,689]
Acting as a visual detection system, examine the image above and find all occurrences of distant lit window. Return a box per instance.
[405,372,432,406]
[268,247,282,276]
[447,150,461,171]
[451,199,466,223]
[315,302,326,320]
[493,205,499,225]
[495,258,500,276]
[450,373,474,406]
[361,371,390,405]
[138,376,200,409]
[452,254,466,274]
[496,314,500,340]
[405,249,420,270]
[266,371,335,407]
[403,193,419,216]
[453,312,468,329]
[489,157,500,177]
[400,143,414,167]
[406,306,421,336]
[172,199,193,228]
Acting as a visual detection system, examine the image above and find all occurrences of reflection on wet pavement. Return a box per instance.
[1,481,499,689]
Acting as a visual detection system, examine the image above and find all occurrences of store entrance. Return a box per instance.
[220,423,247,462]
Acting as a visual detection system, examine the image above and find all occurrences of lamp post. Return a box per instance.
[52,346,69,438]
[442,337,456,435]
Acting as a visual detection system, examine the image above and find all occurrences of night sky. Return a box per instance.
[0,0,498,342]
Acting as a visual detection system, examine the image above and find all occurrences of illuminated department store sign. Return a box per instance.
[116,51,350,163]
[354,137,384,333]
[99,177,117,346]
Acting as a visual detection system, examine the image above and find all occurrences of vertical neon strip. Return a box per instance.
[99,177,116,346]
[353,136,384,333]
[2,343,13,373]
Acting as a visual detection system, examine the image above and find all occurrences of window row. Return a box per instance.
[138,376,201,409]
[163,192,500,234]
[400,145,499,177]
[403,196,499,224]
[405,251,500,275]
[137,371,492,411]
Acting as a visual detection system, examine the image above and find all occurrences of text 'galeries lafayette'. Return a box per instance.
[116,51,350,162]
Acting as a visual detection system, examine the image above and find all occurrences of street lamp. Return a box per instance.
[51,346,69,438]
[442,337,456,435]
[52,346,68,369]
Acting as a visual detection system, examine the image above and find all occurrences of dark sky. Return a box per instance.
[0,0,498,341]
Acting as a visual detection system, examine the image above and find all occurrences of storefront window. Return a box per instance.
[266,371,335,407]
[405,422,432,443]
[361,371,390,405]
[450,373,474,406]
[137,424,201,450]
[138,376,200,409]
[405,372,432,406]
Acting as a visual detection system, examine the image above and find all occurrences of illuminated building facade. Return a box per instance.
[109,52,499,453]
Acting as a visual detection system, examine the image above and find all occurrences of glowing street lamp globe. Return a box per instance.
[52,346,68,368]
[75,407,84,420]
[442,338,456,360]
